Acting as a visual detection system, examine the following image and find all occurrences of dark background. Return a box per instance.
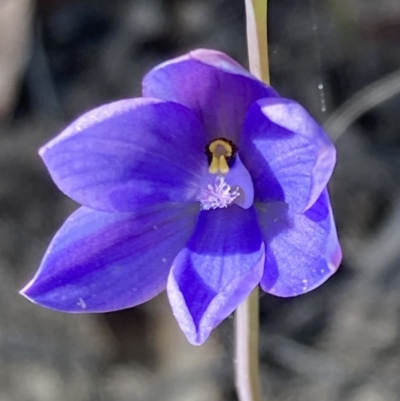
[1,0,400,400]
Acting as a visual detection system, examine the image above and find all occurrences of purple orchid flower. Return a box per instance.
[20,49,342,345]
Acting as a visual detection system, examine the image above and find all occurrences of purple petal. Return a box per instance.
[241,98,336,213]
[142,49,278,144]
[21,203,198,312]
[258,190,342,297]
[167,206,264,345]
[40,98,207,212]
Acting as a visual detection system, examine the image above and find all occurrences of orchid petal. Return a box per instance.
[167,206,264,345]
[21,203,198,312]
[258,190,342,297]
[142,49,278,144]
[241,98,336,213]
[40,98,206,212]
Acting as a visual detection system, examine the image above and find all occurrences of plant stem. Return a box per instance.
[244,0,270,83]
[235,1,270,401]
[235,288,262,401]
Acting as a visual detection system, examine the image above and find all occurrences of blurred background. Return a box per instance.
[1,0,400,400]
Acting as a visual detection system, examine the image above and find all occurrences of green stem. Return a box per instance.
[244,0,270,83]
[235,288,262,401]
[235,1,270,401]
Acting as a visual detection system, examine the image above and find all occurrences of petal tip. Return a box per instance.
[329,241,343,273]
[38,143,49,159]
[167,269,212,346]
[19,283,32,300]
[186,329,210,346]
[19,281,44,308]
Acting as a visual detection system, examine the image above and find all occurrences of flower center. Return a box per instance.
[197,175,240,210]
[205,138,237,174]
[199,140,254,210]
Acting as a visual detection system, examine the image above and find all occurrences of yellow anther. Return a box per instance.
[208,139,232,157]
[209,156,219,174]
[218,155,229,174]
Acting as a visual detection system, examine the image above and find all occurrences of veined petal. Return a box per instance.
[40,98,207,212]
[167,206,264,345]
[21,203,198,312]
[258,190,342,297]
[241,98,336,213]
[142,49,278,144]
